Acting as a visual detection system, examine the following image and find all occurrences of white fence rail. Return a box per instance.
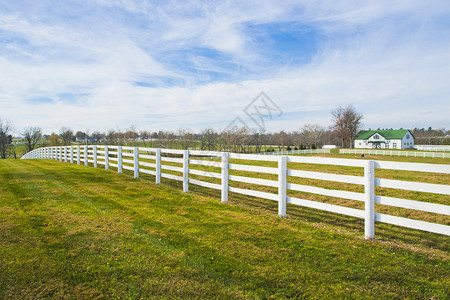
[22,146,450,239]
[415,145,450,152]
[341,148,450,159]
[260,149,331,155]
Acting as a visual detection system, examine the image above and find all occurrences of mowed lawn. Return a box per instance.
[0,160,449,299]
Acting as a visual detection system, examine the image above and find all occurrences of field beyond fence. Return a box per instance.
[23,145,450,239]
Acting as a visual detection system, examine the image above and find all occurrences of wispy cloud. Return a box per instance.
[1,0,449,133]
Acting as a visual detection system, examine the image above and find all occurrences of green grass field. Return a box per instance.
[1,159,449,298]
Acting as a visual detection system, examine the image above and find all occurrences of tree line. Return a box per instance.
[5,105,447,159]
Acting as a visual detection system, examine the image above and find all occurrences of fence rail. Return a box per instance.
[259,149,331,155]
[415,145,450,152]
[22,146,450,239]
[341,148,450,158]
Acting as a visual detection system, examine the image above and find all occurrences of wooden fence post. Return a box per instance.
[183,150,189,193]
[70,146,73,164]
[134,147,139,179]
[105,146,109,170]
[93,145,97,168]
[59,147,62,162]
[156,148,161,184]
[84,146,88,166]
[118,146,123,173]
[278,156,287,217]
[77,146,80,165]
[364,160,375,239]
[221,152,229,203]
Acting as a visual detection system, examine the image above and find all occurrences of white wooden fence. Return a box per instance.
[22,146,450,239]
[341,149,450,159]
[260,149,331,155]
[415,145,450,152]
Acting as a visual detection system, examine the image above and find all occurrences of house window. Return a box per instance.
[393,143,397,149]
[406,134,410,139]
[374,135,379,139]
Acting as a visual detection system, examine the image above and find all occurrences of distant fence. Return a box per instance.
[415,145,450,152]
[259,149,331,155]
[22,146,450,239]
[341,149,450,159]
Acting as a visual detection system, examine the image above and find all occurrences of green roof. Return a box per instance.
[355,129,411,140]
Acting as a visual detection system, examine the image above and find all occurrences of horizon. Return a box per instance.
[1,1,450,133]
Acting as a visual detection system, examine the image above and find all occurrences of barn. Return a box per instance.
[354,129,414,149]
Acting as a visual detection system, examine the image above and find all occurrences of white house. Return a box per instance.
[354,129,414,149]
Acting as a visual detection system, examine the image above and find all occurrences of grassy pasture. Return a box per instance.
[0,158,449,299]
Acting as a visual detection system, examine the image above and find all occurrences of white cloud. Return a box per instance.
[1,0,449,134]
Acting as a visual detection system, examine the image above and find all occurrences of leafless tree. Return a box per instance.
[125,125,139,145]
[59,127,74,145]
[178,128,195,150]
[158,131,175,149]
[250,128,266,153]
[272,130,289,151]
[200,128,218,151]
[332,105,363,148]
[91,131,105,144]
[0,119,12,159]
[299,124,325,148]
[22,126,42,152]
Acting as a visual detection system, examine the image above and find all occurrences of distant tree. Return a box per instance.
[200,128,218,151]
[22,126,42,152]
[299,124,325,149]
[178,128,195,150]
[91,131,104,143]
[125,125,139,145]
[250,128,266,153]
[106,129,118,145]
[48,133,59,146]
[158,131,175,149]
[0,119,12,159]
[59,127,74,145]
[272,130,289,151]
[331,105,363,148]
[75,131,85,142]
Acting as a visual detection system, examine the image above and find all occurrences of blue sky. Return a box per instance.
[1,0,450,134]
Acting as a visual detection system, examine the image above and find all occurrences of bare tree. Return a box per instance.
[178,128,195,150]
[272,130,289,151]
[158,130,175,149]
[200,128,218,151]
[59,127,74,146]
[23,127,42,152]
[125,125,139,145]
[250,128,266,153]
[332,105,363,148]
[0,119,12,159]
[299,124,324,149]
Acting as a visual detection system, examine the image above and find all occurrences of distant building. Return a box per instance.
[322,145,338,149]
[354,129,414,149]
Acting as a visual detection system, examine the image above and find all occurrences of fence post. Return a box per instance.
[364,160,375,239]
[93,145,98,168]
[118,146,123,173]
[278,156,287,217]
[70,146,73,164]
[221,152,229,203]
[105,146,109,170]
[156,148,161,184]
[134,147,139,179]
[64,147,67,162]
[84,146,88,166]
[183,150,189,193]
[77,146,80,165]
[59,147,62,162]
